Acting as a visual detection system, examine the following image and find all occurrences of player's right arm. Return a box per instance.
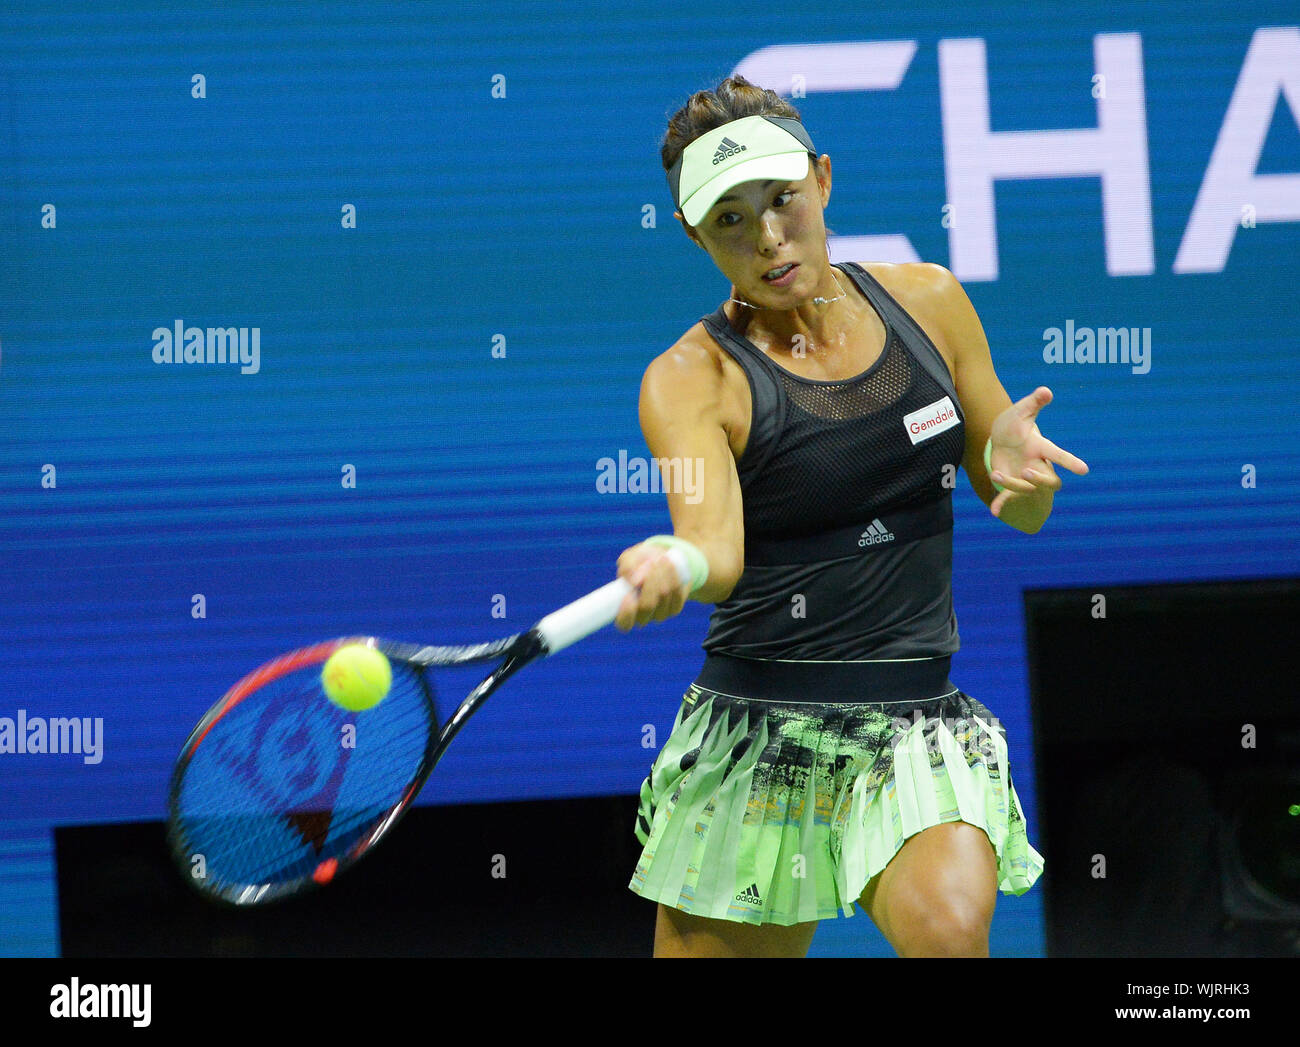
[614,336,746,631]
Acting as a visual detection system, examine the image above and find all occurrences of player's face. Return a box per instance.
[683,154,833,306]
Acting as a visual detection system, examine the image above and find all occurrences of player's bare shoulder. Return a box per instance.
[644,322,724,385]
[639,322,748,458]
[858,261,965,374]
[860,261,962,315]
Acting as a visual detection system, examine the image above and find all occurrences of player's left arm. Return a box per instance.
[905,263,1089,534]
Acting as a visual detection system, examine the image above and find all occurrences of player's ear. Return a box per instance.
[815,154,832,206]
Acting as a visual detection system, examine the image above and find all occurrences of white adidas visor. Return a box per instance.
[668,114,817,227]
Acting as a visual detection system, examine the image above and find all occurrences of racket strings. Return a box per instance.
[173,660,434,898]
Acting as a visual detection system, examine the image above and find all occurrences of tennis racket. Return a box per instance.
[166,548,691,906]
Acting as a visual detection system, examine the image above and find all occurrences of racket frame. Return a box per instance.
[166,546,689,905]
[166,631,542,906]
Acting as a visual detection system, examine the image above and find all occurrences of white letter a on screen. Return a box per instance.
[1174,27,1300,274]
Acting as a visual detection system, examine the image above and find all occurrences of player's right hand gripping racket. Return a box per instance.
[166,548,691,906]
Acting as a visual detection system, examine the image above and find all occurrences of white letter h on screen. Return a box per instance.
[939,33,1155,281]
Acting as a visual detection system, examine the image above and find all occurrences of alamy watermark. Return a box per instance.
[0,710,103,764]
[1043,320,1150,374]
[50,979,150,1027]
[596,450,703,504]
[151,319,260,374]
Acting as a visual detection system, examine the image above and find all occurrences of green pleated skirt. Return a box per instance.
[629,677,1044,927]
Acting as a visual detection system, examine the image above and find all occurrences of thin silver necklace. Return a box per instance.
[729,267,849,310]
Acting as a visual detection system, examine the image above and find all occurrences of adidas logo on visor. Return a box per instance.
[712,137,746,165]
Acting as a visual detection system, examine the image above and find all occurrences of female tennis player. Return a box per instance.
[613,76,1088,958]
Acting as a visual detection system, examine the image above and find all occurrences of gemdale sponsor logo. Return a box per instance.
[903,396,960,446]
[0,710,104,764]
[596,450,703,505]
[151,319,261,374]
[1043,320,1151,374]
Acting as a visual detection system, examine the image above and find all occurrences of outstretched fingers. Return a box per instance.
[1036,433,1090,477]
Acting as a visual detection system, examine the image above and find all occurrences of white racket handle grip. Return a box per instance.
[536,546,692,655]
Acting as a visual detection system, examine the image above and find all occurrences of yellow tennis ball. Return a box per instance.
[321,644,391,712]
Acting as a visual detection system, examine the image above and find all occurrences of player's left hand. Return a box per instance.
[987,387,1089,516]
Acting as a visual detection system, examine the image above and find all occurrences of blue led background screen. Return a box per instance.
[2,1,1298,954]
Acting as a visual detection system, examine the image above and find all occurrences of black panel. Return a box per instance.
[56,795,655,958]
[1025,578,1300,958]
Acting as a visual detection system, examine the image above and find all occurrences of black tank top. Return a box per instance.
[699,261,965,661]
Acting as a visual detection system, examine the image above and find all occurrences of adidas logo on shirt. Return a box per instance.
[858,519,896,547]
[733,883,762,905]
[712,137,746,165]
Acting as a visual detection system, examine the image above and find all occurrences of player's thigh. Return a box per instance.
[654,904,819,958]
[856,821,998,956]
